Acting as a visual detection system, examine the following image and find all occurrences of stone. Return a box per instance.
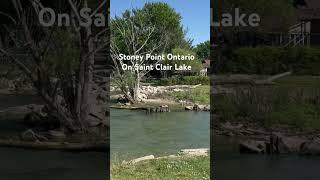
[239,140,265,154]
[21,129,38,141]
[185,106,193,110]
[48,130,66,138]
[203,105,210,111]
[130,155,155,164]
[221,122,243,131]
[117,96,129,104]
[193,104,200,111]
[173,89,183,92]
[180,148,209,156]
[300,140,320,156]
[270,133,307,154]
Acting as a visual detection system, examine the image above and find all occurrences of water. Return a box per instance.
[0,94,107,180]
[0,148,107,180]
[110,109,210,161]
[213,136,320,180]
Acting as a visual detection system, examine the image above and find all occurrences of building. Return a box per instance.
[292,0,320,46]
[200,59,210,76]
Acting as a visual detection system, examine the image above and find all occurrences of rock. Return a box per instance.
[193,104,200,111]
[197,105,205,110]
[239,140,265,154]
[180,148,209,156]
[130,155,155,164]
[300,139,320,155]
[221,122,243,131]
[117,96,129,104]
[168,155,178,158]
[21,129,38,141]
[47,130,66,138]
[270,133,307,154]
[159,105,170,112]
[138,93,148,100]
[185,106,193,110]
[179,100,187,105]
[173,88,183,92]
[124,102,131,106]
[203,105,210,111]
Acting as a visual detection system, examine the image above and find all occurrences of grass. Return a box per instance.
[213,76,320,131]
[171,85,210,104]
[111,156,210,180]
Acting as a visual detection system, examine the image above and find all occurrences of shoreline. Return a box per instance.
[214,119,320,156]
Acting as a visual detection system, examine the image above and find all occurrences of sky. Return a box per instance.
[110,0,210,46]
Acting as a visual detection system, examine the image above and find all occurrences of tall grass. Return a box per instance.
[214,77,320,130]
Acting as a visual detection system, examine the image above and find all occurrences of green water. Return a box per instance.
[110,109,210,161]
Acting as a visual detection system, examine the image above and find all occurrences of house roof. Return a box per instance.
[202,59,210,68]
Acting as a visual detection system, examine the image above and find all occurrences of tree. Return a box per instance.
[0,0,109,133]
[111,2,190,103]
[137,2,192,51]
[111,7,168,103]
[194,41,210,60]
[162,48,202,77]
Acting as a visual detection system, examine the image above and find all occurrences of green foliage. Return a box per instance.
[111,156,210,180]
[214,76,320,130]
[46,31,80,75]
[162,48,202,75]
[218,47,320,75]
[232,47,285,74]
[194,41,210,59]
[182,76,209,85]
[138,2,192,50]
[111,2,191,54]
[172,85,210,104]
[150,76,209,86]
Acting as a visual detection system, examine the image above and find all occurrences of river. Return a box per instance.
[110,109,210,161]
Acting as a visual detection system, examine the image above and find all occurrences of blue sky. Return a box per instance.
[110,0,210,46]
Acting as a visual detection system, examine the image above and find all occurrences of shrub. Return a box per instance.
[217,47,320,75]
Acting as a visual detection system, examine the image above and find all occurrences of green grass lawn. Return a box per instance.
[111,156,210,180]
[171,85,210,104]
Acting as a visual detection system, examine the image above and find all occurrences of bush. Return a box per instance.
[149,76,209,86]
[217,47,320,75]
[173,85,210,104]
[213,82,320,130]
